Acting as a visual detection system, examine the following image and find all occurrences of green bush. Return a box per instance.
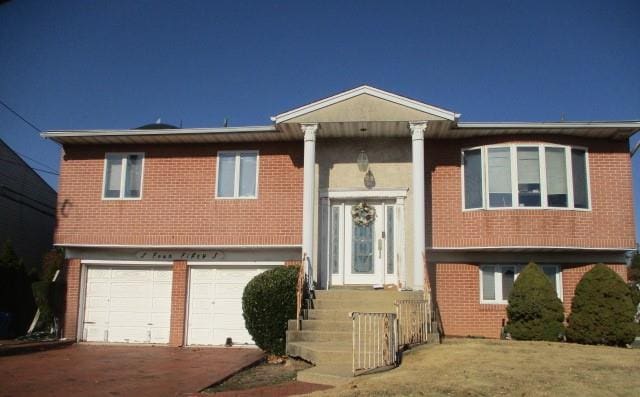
[242,265,299,355]
[504,262,565,341]
[566,264,636,346]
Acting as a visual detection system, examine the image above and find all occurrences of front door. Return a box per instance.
[328,200,398,286]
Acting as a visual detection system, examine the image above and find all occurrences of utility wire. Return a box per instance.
[0,98,42,133]
[14,150,58,173]
[0,158,59,175]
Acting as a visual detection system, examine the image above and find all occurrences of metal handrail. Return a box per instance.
[351,311,398,376]
[395,299,429,346]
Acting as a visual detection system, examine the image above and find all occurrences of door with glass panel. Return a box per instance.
[329,201,398,286]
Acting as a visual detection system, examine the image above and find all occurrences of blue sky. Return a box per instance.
[1,1,639,233]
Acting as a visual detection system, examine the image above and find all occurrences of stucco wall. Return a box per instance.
[314,138,415,287]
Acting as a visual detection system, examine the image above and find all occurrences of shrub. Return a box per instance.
[0,240,37,336]
[566,264,636,346]
[504,262,565,341]
[242,265,299,355]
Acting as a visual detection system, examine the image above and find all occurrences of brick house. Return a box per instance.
[42,86,638,345]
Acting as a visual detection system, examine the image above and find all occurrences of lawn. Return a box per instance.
[311,338,640,397]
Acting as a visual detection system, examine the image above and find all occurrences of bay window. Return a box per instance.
[480,264,562,304]
[462,144,589,210]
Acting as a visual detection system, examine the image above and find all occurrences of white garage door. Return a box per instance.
[82,266,172,344]
[187,267,265,346]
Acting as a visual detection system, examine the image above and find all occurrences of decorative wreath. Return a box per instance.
[351,202,376,226]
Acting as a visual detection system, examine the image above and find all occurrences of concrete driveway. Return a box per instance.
[0,343,264,397]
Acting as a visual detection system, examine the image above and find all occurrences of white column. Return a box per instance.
[410,122,428,290]
[301,123,318,275]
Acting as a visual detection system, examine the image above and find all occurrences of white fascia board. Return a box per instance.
[430,246,635,252]
[457,121,640,129]
[272,85,458,123]
[54,243,302,249]
[41,125,277,139]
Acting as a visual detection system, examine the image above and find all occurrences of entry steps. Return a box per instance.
[286,289,423,385]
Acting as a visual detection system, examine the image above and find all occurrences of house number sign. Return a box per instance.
[135,251,224,260]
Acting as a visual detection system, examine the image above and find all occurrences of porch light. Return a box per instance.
[364,169,376,189]
[357,150,369,172]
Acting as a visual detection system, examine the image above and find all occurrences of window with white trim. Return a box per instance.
[462,144,589,210]
[480,264,562,304]
[216,151,258,198]
[103,153,144,199]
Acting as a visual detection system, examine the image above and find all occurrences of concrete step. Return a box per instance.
[296,364,354,386]
[313,289,424,300]
[310,299,397,312]
[306,309,354,321]
[299,319,352,332]
[286,341,352,364]
[287,329,352,343]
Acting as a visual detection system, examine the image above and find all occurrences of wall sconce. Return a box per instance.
[357,150,369,172]
[364,169,376,189]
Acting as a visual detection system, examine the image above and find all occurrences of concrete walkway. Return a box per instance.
[0,343,263,397]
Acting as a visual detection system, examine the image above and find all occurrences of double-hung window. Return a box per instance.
[103,153,144,199]
[480,264,562,304]
[216,151,258,198]
[462,144,589,210]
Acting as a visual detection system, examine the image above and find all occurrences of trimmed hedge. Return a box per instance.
[566,264,636,346]
[504,262,565,341]
[242,265,299,355]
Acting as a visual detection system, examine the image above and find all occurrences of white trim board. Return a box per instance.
[56,243,302,249]
[430,246,635,252]
[319,188,408,199]
[272,85,458,123]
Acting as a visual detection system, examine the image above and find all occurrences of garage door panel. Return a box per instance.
[109,327,149,343]
[83,265,172,344]
[187,266,267,346]
[86,282,109,296]
[111,268,153,281]
[151,311,170,325]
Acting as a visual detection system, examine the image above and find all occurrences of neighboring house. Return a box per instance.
[42,86,638,345]
[0,138,56,271]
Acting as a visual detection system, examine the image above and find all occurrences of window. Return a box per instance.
[462,144,589,210]
[330,206,341,274]
[103,153,144,199]
[480,264,562,304]
[463,149,483,209]
[216,151,258,198]
[488,147,512,208]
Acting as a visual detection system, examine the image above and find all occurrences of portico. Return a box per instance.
[272,85,458,290]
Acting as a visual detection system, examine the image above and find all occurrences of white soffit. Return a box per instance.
[271,85,459,123]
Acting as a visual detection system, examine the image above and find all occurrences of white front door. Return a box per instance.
[328,201,399,286]
[187,267,265,346]
[83,266,172,344]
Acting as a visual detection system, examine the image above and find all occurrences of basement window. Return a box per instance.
[103,153,144,199]
[479,264,562,304]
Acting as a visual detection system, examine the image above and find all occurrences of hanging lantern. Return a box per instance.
[357,150,369,172]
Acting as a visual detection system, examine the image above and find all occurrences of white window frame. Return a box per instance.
[479,264,563,304]
[101,152,145,200]
[461,144,590,211]
[215,150,259,199]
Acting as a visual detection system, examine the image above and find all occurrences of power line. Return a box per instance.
[14,150,58,173]
[0,98,42,133]
[0,158,59,176]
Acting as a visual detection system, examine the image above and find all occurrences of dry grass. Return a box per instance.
[311,338,640,397]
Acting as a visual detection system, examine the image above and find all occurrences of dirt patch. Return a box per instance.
[204,358,312,393]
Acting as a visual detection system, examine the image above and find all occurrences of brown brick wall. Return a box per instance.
[425,135,636,249]
[432,262,629,338]
[62,258,81,340]
[55,142,303,246]
[169,260,188,347]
